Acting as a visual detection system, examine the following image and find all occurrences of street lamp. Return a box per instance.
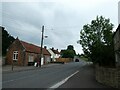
[39,26,44,67]
[39,26,48,67]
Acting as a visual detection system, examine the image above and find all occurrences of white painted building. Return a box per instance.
[48,48,60,62]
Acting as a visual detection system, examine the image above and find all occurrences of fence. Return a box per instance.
[55,58,73,63]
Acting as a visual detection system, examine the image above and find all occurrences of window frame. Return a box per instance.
[13,51,18,61]
[28,55,34,62]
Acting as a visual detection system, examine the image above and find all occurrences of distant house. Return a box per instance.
[48,48,60,62]
[6,38,51,66]
[114,24,120,67]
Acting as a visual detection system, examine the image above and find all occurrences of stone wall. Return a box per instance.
[95,64,120,88]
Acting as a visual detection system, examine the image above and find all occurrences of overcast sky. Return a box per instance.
[0,0,119,54]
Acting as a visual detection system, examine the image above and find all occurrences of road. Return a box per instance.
[57,64,111,89]
[2,61,86,88]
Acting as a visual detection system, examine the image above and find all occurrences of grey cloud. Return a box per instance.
[3,3,44,28]
[1,1,119,54]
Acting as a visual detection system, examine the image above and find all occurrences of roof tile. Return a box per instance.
[20,41,50,56]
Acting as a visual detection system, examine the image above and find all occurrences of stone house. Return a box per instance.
[6,38,51,66]
[114,24,120,67]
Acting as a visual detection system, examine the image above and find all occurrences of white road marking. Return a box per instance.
[49,70,79,89]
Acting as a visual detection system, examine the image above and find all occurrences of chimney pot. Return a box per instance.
[44,46,47,49]
[52,47,54,50]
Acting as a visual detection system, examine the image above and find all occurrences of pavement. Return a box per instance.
[56,64,115,89]
[2,63,62,73]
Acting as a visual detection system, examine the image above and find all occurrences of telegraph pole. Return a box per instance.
[40,25,44,67]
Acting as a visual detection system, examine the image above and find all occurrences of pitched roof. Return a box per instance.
[51,48,60,54]
[113,24,120,37]
[20,41,50,56]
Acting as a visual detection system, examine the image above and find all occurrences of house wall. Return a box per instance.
[44,55,51,64]
[24,52,38,65]
[6,39,25,66]
[114,26,120,67]
[48,49,54,58]
[25,52,35,65]
[25,52,51,65]
[114,30,120,51]
[48,49,55,61]
[6,39,51,66]
[55,54,60,58]
[48,49,60,62]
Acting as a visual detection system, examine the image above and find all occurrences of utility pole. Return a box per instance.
[12,61,14,71]
[40,25,44,67]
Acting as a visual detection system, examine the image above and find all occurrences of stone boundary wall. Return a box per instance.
[95,65,120,88]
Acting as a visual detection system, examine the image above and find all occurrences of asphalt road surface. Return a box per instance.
[57,64,111,89]
[2,61,86,88]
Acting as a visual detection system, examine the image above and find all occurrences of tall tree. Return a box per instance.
[67,45,74,50]
[78,16,115,66]
[2,26,15,56]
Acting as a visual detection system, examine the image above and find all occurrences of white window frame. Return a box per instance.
[13,51,18,60]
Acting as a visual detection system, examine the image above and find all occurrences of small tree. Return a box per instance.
[61,45,76,58]
[67,45,74,50]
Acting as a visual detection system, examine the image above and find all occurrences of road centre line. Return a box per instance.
[49,70,79,89]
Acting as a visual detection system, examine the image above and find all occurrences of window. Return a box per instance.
[28,55,34,62]
[13,51,18,60]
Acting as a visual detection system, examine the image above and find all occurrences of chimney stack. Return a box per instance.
[44,46,47,49]
[52,47,54,50]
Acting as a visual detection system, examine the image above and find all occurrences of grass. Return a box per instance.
[80,57,88,61]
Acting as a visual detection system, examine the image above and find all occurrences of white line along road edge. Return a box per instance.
[49,70,79,89]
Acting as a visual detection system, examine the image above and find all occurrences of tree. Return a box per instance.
[61,45,76,58]
[78,16,115,66]
[67,45,74,50]
[2,27,15,56]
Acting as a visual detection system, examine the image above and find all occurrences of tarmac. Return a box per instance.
[56,64,117,89]
[2,62,118,89]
